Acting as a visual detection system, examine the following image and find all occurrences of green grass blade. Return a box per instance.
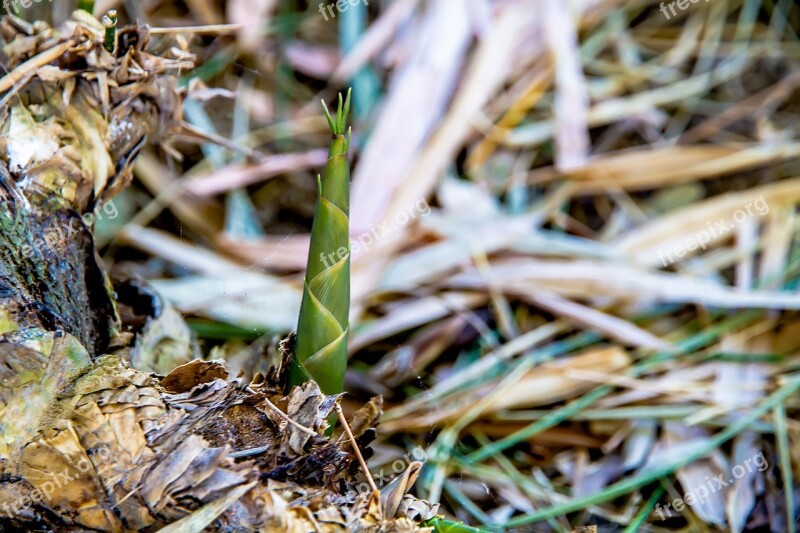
[502,374,800,527]
[466,309,762,463]
[290,89,352,394]
[339,0,380,121]
[424,517,490,533]
[622,483,665,533]
[774,403,795,533]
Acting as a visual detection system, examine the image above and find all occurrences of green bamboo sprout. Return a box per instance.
[289,89,352,394]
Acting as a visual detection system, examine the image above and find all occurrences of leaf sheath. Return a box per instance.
[290,90,351,394]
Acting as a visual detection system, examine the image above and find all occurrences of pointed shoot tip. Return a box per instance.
[321,99,336,133]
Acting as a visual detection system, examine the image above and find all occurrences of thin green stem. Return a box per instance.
[622,484,665,533]
[442,480,496,528]
[774,403,795,533]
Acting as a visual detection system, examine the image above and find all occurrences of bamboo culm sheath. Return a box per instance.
[289,89,352,394]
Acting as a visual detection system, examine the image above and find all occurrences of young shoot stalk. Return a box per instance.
[290,89,352,395]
